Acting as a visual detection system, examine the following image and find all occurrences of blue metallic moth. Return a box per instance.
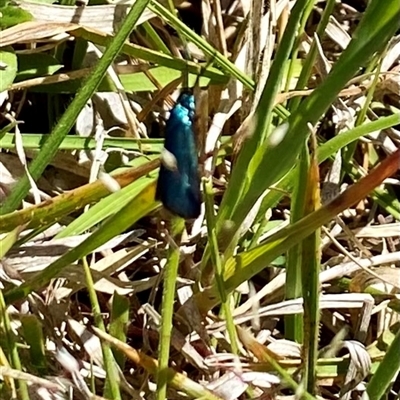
[156,90,201,219]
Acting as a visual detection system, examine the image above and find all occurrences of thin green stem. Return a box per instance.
[203,178,239,355]
[156,217,185,400]
[355,55,384,126]
[288,0,336,112]
[82,257,121,399]
[301,226,321,394]
[284,0,315,94]
[285,145,308,343]
[0,289,29,399]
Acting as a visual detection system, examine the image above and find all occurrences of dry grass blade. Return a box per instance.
[92,327,224,400]
[16,0,162,34]
[0,21,79,47]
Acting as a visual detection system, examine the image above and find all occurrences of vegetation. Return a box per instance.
[0,0,399,399]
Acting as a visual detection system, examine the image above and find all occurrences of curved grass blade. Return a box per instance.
[0,159,159,234]
[56,171,158,238]
[192,148,400,314]
[216,0,314,230]
[217,0,400,250]
[4,182,158,304]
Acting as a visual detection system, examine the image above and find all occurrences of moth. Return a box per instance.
[156,90,201,219]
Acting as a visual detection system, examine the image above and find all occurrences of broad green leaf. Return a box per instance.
[0,5,32,29]
[16,53,63,81]
[0,47,17,91]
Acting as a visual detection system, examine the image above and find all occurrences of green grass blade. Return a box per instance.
[366,326,400,399]
[284,0,315,94]
[0,289,29,399]
[0,0,151,214]
[82,257,121,399]
[0,159,159,234]
[217,0,313,230]
[0,226,21,257]
[300,140,321,394]
[109,293,130,370]
[285,146,308,342]
[56,172,158,238]
[317,113,400,162]
[220,0,400,244]
[149,0,254,90]
[4,182,158,304]
[203,178,239,354]
[0,133,165,152]
[288,0,336,111]
[193,148,400,314]
[157,217,185,400]
[252,112,400,244]
[20,315,46,374]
